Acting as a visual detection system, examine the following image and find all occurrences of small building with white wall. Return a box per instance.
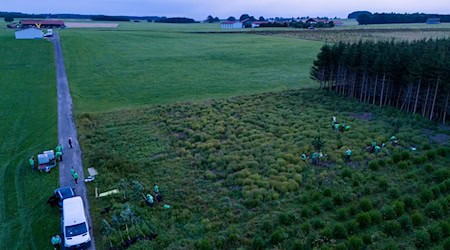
[220,21,243,29]
[15,28,43,39]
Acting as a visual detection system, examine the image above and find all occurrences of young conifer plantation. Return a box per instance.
[310,39,450,124]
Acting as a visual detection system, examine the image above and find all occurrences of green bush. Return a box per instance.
[336,208,348,221]
[356,212,371,228]
[412,212,424,227]
[270,229,288,244]
[426,150,436,160]
[278,212,296,226]
[311,218,325,230]
[425,200,444,219]
[332,223,348,239]
[392,153,402,163]
[392,200,405,216]
[383,220,401,236]
[359,199,372,212]
[368,210,382,224]
[443,238,450,250]
[321,198,334,211]
[381,206,397,220]
[347,236,364,250]
[427,223,443,243]
[196,238,213,250]
[436,147,447,157]
[252,236,265,250]
[396,161,408,170]
[341,168,352,178]
[301,223,311,235]
[369,160,379,170]
[414,230,431,248]
[345,220,359,235]
[433,168,450,183]
[420,188,434,202]
[402,196,417,211]
[398,214,412,231]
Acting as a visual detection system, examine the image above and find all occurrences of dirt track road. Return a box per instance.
[53,32,96,249]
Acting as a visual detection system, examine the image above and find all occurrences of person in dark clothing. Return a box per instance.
[68,137,73,148]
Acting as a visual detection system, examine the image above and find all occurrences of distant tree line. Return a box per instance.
[91,15,130,22]
[290,20,335,29]
[155,17,197,23]
[357,13,450,25]
[311,39,450,124]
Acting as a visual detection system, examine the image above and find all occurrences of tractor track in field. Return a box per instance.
[52,32,96,250]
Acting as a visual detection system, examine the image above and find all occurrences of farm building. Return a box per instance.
[20,20,65,28]
[220,21,243,29]
[426,18,441,24]
[15,28,43,39]
[305,18,328,24]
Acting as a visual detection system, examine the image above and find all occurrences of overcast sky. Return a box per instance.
[2,0,449,19]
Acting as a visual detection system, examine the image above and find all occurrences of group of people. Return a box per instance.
[145,184,163,207]
[301,152,324,166]
[332,116,350,132]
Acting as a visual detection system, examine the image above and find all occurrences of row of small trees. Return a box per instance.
[311,39,450,124]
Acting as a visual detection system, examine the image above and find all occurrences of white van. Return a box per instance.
[62,196,91,249]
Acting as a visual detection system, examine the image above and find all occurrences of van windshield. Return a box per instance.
[65,223,88,236]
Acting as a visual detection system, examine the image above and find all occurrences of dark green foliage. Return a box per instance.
[345,220,359,235]
[414,230,431,248]
[321,198,334,211]
[336,208,348,221]
[252,236,265,250]
[420,188,434,202]
[425,200,444,219]
[427,223,443,243]
[347,236,364,250]
[398,214,413,231]
[383,220,402,236]
[311,136,325,151]
[301,223,311,235]
[369,160,379,170]
[368,210,382,224]
[433,168,450,183]
[356,212,371,228]
[381,206,397,220]
[332,223,348,239]
[426,150,437,160]
[311,39,450,124]
[278,212,296,226]
[271,229,288,244]
[392,200,405,216]
[359,199,372,212]
[412,212,425,227]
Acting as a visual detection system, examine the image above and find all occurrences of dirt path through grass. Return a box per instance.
[53,32,96,249]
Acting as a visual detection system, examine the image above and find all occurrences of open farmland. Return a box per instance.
[60,27,322,112]
[77,89,450,249]
[0,29,59,249]
[257,28,450,43]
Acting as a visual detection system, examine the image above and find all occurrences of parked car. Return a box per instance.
[62,196,91,249]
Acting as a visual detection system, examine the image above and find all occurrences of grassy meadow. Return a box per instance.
[0,29,59,249]
[78,89,450,249]
[60,27,323,113]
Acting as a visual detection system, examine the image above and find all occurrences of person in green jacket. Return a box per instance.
[153,183,159,194]
[51,234,61,249]
[72,171,79,184]
[146,194,154,207]
[334,123,340,131]
[312,152,319,165]
[345,148,352,162]
[374,145,381,154]
[301,153,307,161]
[55,151,63,162]
[29,156,35,171]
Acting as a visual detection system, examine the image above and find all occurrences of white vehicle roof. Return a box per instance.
[63,196,86,226]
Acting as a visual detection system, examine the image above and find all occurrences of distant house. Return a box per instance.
[20,20,65,28]
[251,21,269,28]
[15,28,43,39]
[427,18,441,24]
[305,18,328,24]
[220,21,243,29]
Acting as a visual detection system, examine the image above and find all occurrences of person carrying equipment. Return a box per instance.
[146,194,154,207]
[29,156,35,171]
[345,148,352,162]
[55,144,63,154]
[51,234,61,250]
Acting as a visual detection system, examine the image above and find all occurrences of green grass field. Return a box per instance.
[61,27,323,113]
[0,29,59,249]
